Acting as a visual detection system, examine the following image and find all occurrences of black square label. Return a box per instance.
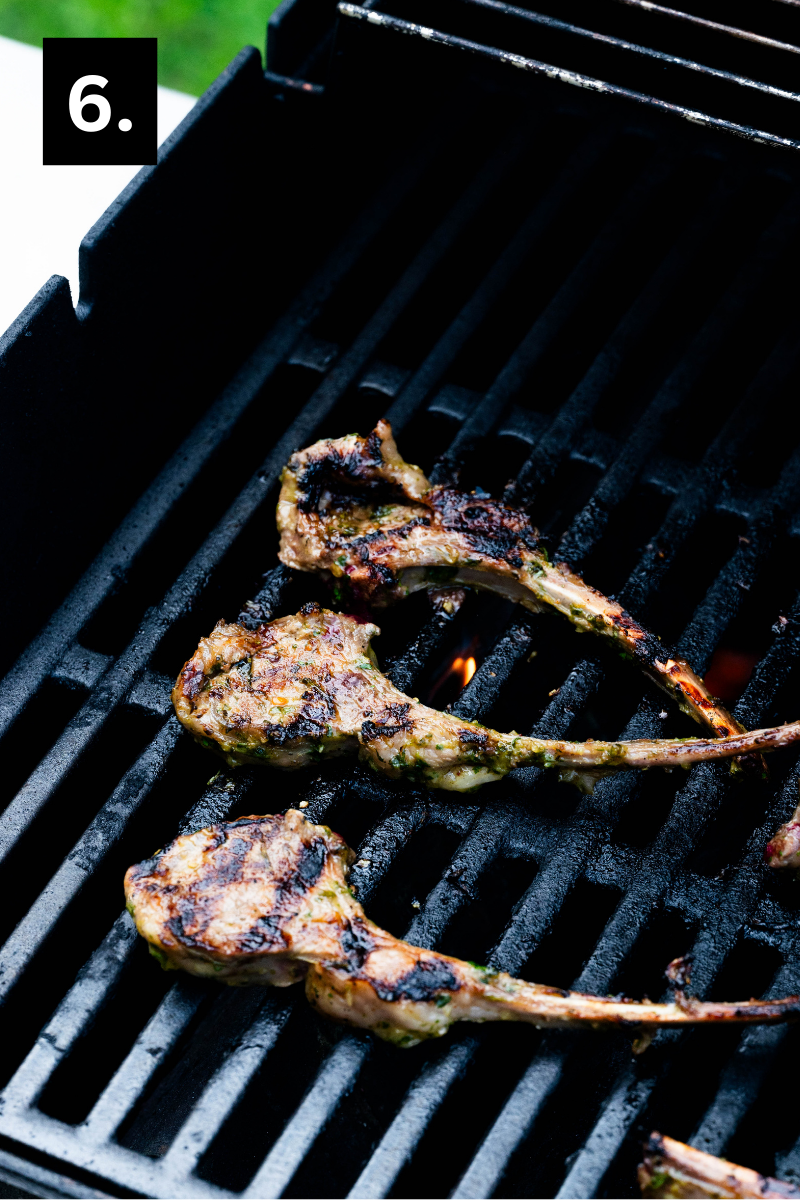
[43,38,157,166]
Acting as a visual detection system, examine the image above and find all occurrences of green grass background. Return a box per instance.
[0,0,284,95]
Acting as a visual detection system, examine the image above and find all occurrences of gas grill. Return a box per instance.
[1,2,799,1196]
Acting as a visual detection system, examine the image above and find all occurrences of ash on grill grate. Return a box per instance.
[0,29,799,1200]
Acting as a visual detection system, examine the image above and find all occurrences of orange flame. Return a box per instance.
[449,655,477,688]
[428,643,480,704]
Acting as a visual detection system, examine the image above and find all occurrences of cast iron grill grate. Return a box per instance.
[337,0,800,151]
[1,44,800,1200]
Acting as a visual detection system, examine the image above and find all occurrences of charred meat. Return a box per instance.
[278,421,747,750]
[172,605,800,794]
[125,811,800,1048]
[639,1132,800,1199]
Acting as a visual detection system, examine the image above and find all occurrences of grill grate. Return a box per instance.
[338,0,800,150]
[1,39,800,1200]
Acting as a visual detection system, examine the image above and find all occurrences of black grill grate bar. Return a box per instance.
[0,129,446,744]
[453,1044,566,1199]
[383,127,615,435]
[504,169,742,510]
[773,1039,800,1182]
[238,564,295,629]
[350,798,480,907]
[620,323,800,616]
[338,4,800,151]
[673,449,800,674]
[348,1038,478,1199]
[461,0,800,102]
[543,622,800,1195]
[458,661,606,969]
[0,128,527,872]
[554,763,800,1199]
[558,186,800,566]
[241,1036,368,1199]
[0,768,260,1114]
[553,1059,655,1200]
[429,148,680,483]
[51,645,112,691]
[608,0,800,57]
[1,915,139,1112]
[0,1113,229,1200]
[574,576,800,1000]
[676,620,800,997]
[81,980,208,1147]
[0,1147,112,1200]
[0,718,182,1004]
[384,605,462,696]
[690,963,800,1156]
[465,746,800,1197]
[156,998,291,1180]
[177,765,266,841]
[452,616,535,719]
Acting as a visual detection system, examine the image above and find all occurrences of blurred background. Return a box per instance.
[0,0,282,100]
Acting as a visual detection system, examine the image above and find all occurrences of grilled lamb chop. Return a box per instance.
[172,605,800,793]
[765,779,800,869]
[277,421,746,749]
[125,810,800,1048]
[639,1132,800,1199]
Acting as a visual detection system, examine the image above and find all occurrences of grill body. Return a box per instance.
[1,7,799,1197]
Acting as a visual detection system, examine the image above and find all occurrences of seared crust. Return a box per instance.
[171,603,517,790]
[126,812,800,1047]
[277,421,750,753]
[639,1132,800,1198]
[172,607,800,793]
[124,810,355,985]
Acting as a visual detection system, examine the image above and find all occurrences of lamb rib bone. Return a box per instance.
[277,420,751,762]
[638,1132,800,1199]
[172,605,800,794]
[124,810,800,1049]
[765,777,800,869]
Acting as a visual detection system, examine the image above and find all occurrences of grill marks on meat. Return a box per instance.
[277,421,748,751]
[125,811,800,1048]
[172,607,800,794]
[638,1133,800,1199]
[124,812,346,985]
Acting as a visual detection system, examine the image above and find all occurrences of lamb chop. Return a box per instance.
[277,421,747,750]
[125,810,800,1048]
[765,779,800,869]
[639,1132,800,1199]
[172,604,800,793]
